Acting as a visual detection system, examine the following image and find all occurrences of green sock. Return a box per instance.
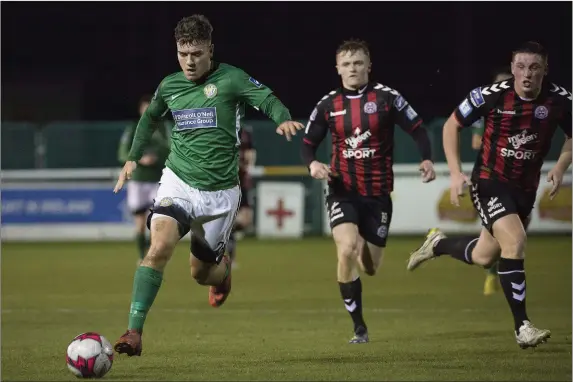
[486,262,498,276]
[136,233,146,259]
[128,266,163,332]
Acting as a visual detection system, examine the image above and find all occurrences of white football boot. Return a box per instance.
[515,321,551,349]
[407,228,446,271]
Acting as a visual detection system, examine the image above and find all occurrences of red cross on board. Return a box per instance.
[266,198,294,229]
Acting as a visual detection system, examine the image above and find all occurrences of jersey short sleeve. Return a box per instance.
[453,87,490,127]
[232,69,273,108]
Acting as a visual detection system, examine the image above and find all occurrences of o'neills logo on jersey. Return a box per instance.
[343,127,375,159]
[508,130,538,149]
[172,107,217,131]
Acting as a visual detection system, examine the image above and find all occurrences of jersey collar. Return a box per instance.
[341,82,371,97]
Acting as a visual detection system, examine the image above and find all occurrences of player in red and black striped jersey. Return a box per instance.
[470,66,514,297]
[301,39,436,344]
[408,42,572,349]
[226,125,256,267]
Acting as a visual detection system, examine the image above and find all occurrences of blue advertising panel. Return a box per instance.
[1,187,130,224]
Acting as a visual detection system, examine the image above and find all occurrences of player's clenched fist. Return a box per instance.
[309,160,331,180]
[276,120,304,141]
[114,161,137,193]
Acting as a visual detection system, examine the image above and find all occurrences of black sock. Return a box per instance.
[136,233,146,260]
[339,278,367,335]
[497,258,529,332]
[433,236,478,265]
[227,232,237,261]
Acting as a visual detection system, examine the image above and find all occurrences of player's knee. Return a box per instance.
[336,239,359,264]
[472,250,499,267]
[143,239,175,269]
[500,234,527,259]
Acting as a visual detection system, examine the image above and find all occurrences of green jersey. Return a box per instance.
[127,62,292,191]
[118,120,171,182]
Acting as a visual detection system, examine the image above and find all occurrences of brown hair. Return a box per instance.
[336,39,370,58]
[174,15,213,45]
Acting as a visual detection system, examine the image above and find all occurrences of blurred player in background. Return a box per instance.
[118,94,171,262]
[226,124,256,268]
[302,39,435,344]
[112,14,303,357]
[408,42,572,348]
[470,67,513,296]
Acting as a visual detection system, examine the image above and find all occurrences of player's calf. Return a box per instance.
[226,232,237,263]
[333,223,367,341]
[208,256,232,308]
[359,242,384,276]
[189,236,228,285]
[188,236,232,307]
[492,214,532,334]
[409,227,501,271]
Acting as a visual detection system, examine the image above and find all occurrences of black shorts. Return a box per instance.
[470,179,536,234]
[326,192,393,247]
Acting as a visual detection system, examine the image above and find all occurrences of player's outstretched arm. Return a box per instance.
[233,71,303,141]
[127,100,167,162]
[114,85,168,193]
[258,95,303,141]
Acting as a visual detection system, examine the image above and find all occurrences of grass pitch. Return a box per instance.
[2,236,571,381]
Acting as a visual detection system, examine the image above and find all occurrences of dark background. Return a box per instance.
[2,1,572,122]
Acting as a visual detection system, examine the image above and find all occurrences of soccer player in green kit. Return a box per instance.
[112,14,303,356]
[118,94,171,262]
